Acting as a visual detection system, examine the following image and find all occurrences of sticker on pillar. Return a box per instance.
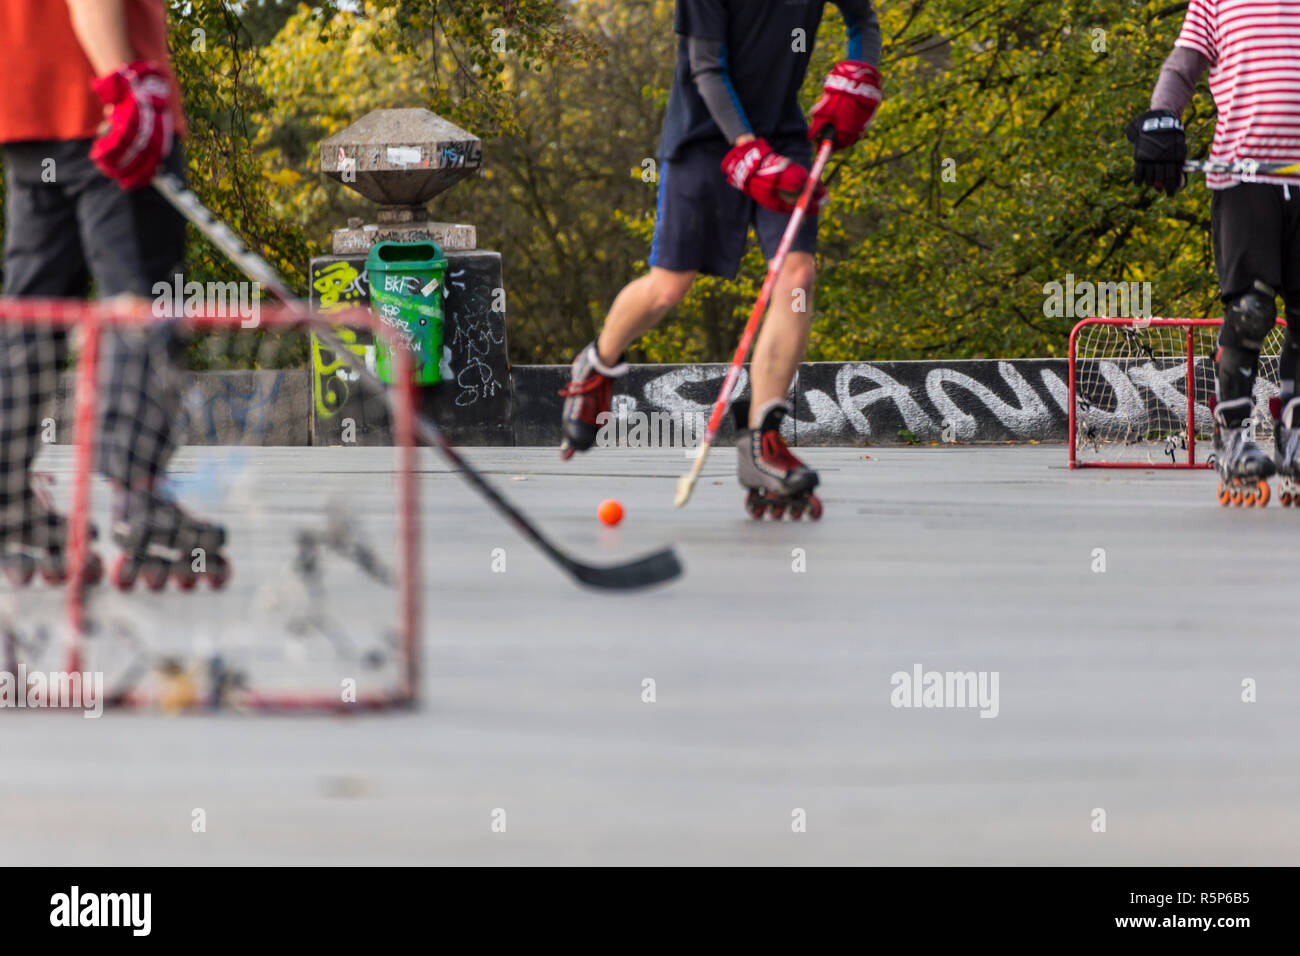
[386,147,423,167]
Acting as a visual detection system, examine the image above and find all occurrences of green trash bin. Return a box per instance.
[367,240,447,385]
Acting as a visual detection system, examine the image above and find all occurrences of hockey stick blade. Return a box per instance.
[564,547,683,590]
[406,408,682,590]
[152,173,683,592]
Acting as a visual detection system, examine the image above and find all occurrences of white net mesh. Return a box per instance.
[1071,319,1285,467]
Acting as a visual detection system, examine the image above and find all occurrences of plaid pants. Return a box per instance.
[0,140,187,511]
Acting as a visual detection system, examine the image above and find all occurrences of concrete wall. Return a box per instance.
[44,358,1078,447]
[513,359,1071,447]
[47,369,312,447]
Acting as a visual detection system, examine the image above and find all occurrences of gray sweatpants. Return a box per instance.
[0,139,187,510]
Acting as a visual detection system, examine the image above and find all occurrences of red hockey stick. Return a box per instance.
[674,135,835,507]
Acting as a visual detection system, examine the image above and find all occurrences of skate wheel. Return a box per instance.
[789,503,804,520]
[83,554,103,587]
[745,490,766,520]
[1256,479,1271,507]
[207,557,231,591]
[174,567,197,591]
[4,555,35,587]
[110,554,141,591]
[1216,482,1231,506]
[807,495,823,521]
[1230,486,1244,507]
[38,561,67,586]
[141,558,170,592]
[768,502,785,520]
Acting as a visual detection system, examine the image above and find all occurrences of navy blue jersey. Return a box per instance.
[660,0,880,162]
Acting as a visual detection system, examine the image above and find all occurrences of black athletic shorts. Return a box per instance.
[649,138,818,279]
[1211,181,1300,314]
[2,138,185,298]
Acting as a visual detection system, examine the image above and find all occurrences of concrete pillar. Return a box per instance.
[310,108,511,445]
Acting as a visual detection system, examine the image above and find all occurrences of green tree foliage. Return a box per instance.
[0,0,1229,366]
[806,0,1217,361]
[233,0,302,48]
[168,1,311,296]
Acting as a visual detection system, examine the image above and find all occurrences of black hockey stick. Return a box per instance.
[152,173,682,591]
[1184,158,1300,178]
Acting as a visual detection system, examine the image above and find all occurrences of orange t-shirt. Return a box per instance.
[0,0,185,143]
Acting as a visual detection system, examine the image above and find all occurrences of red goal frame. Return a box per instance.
[1069,316,1289,470]
[0,299,420,712]
[1067,317,1216,470]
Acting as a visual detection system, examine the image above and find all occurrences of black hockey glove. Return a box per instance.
[1126,109,1186,197]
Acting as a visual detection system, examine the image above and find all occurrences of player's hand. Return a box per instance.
[89,60,174,191]
[1125,109,1186,198]
[809,60,882,151]
[721,138,826,214]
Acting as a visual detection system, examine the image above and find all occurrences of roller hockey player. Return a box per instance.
[559,0,883,518]
[1128,1,1300,506]
[0,0,228,586]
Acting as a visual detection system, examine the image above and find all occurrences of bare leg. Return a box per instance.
[595,267,696,364]
[748,252,816,426]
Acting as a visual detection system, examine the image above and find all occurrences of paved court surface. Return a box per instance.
[2,444,1298,865]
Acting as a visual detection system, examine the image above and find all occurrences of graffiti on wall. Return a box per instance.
[444,265,506,407]
[312,260,369,312]
[512,355,1272,447]
[599,361,1076,444]
[311,327,370,420]
[183,372,286,444]
[796,361,1070,442]
[309,260,373,420]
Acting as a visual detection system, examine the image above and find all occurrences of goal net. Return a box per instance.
[0,299,419,713]
[1069,317,1286,468]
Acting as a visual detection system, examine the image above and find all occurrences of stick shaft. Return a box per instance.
[1184,158,1300,177]
[674,138,834,507]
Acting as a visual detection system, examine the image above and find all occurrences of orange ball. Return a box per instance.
[597,498,624,526]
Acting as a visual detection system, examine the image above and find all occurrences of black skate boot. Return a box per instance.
[558,342,627,460]
[110,485,230,591]
[1271,395,1300,506]
[0,478,102,587]
[1212,399,1275,507]
[735,400,822,520]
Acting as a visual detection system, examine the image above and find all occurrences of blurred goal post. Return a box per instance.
[0,298,420,712]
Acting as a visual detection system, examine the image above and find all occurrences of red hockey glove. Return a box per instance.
[90,60,175,191]
[809,61,882,151]
[721,138,826,215]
